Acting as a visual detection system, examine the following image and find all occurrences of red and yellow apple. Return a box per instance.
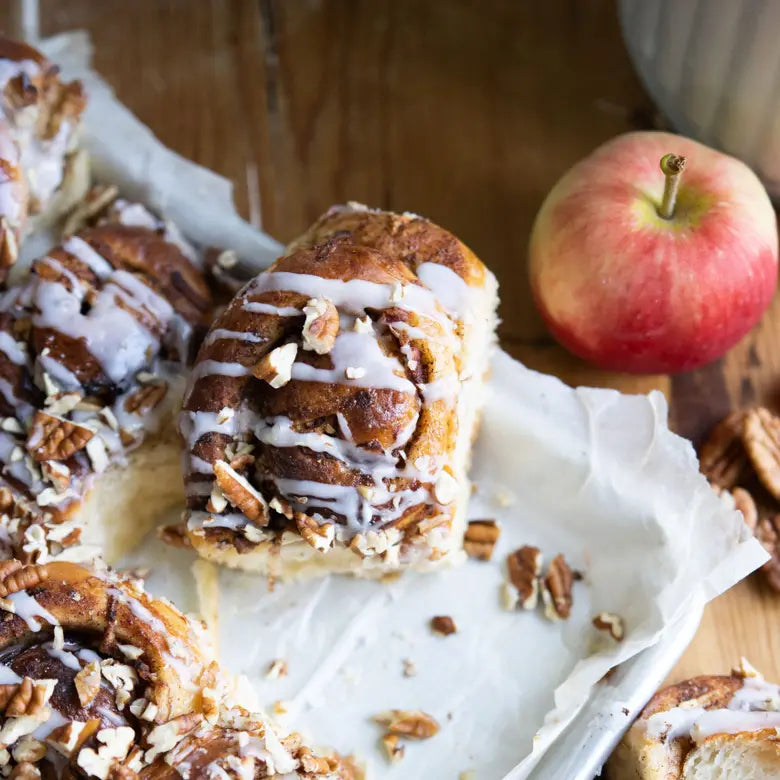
[529,131,778,373]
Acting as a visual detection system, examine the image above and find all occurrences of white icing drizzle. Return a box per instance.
[645,676,780,744]
[7,591,59,632]
[186,262,470,541]
[0,332,26,365]
[203,328,264,348]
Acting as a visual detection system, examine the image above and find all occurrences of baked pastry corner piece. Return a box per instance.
[179,204,498,579]
[607,667,780,779]
[0,205,213,565]
[0,36,88,283]
[0,558,351,778]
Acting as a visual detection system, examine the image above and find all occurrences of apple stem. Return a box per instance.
[658,153,686,219]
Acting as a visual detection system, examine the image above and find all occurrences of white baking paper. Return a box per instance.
[39,30,768,780]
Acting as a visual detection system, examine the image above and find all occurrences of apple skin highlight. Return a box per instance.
[529,131,779,373]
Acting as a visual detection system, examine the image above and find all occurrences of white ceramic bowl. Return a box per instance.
[619,0,780,197]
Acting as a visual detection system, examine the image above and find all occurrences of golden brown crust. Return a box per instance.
[639,675,743,720]
[288,203,487,288]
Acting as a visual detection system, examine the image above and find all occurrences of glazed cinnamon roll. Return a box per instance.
[179,204,498,578]
[0,212,212,563]
[0,36,88,282]
[607,664,780,779]
[0,559,346,778]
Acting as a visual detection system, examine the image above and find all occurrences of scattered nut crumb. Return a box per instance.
[543,554,575,620]
[402,659,417,678]
[464,519,500,561]
[430,615,457,636]
[506,546,542,610]
[273,700,288,716]
[266,659,288,680]
[380,733,405,763]
[373,710,440,740]
[592,611,624,641]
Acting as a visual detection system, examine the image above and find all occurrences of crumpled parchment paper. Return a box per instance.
[40,30,768,780]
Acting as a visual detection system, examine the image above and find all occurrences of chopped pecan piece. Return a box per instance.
[373,710,440,740]
[731,487,758,533]
[506,546,542,610]
[253,343,298,388]
[0,564,49,598]
[295,513,335,552]
[464,519,500,561]
[124,382,168,416]
[592,611,624,641]
[744,408,780,500]
[298,747,337,774]
[213,460,269,524]
[74,661,101,707]
[26,411,94,462]
[430,616,457,636]
[756,514,780,592]
[0,217,18,278]
[699,410,748,489]
[380,734,404,764]
[8,762,40,780]
[543,554,575,620]
[302,297,339,354]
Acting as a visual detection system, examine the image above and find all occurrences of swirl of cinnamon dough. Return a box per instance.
[0,211,213,564]
[0,559,346,779]
[179,205,498,579]
[0,36,88,283]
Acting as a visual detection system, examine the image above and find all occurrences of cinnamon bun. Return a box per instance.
[0,36,88,283]
[0,559,347,778]
[0,209,212,564]
[607,665,780,779]
[179,204,498,578]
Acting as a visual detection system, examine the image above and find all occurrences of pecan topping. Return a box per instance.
[463,519,500,561]
[295,513,335,552]
[373,710,440,740]
[123,382,168,416]
[506,546,542,610]
[430,616,457,636]
[0,564,49,597]
[26,411,94,462]
[0,677,51,717]
[543,554,575,620]
[731,487,758,534]
[699,410,748,489]
[301,297,339,355]
[593,611,624,641]
[298,747,337,774]
[744,408,780,500]
[74,660,101,707]
[252,343,298,388]
[0,217,18,275]
[380,734,405,764]
[8,763,40,780]
[213,460,269,524]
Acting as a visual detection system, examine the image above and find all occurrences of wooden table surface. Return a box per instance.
[9,0,780,733]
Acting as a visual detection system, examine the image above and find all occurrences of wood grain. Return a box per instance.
[5,0,780,730]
